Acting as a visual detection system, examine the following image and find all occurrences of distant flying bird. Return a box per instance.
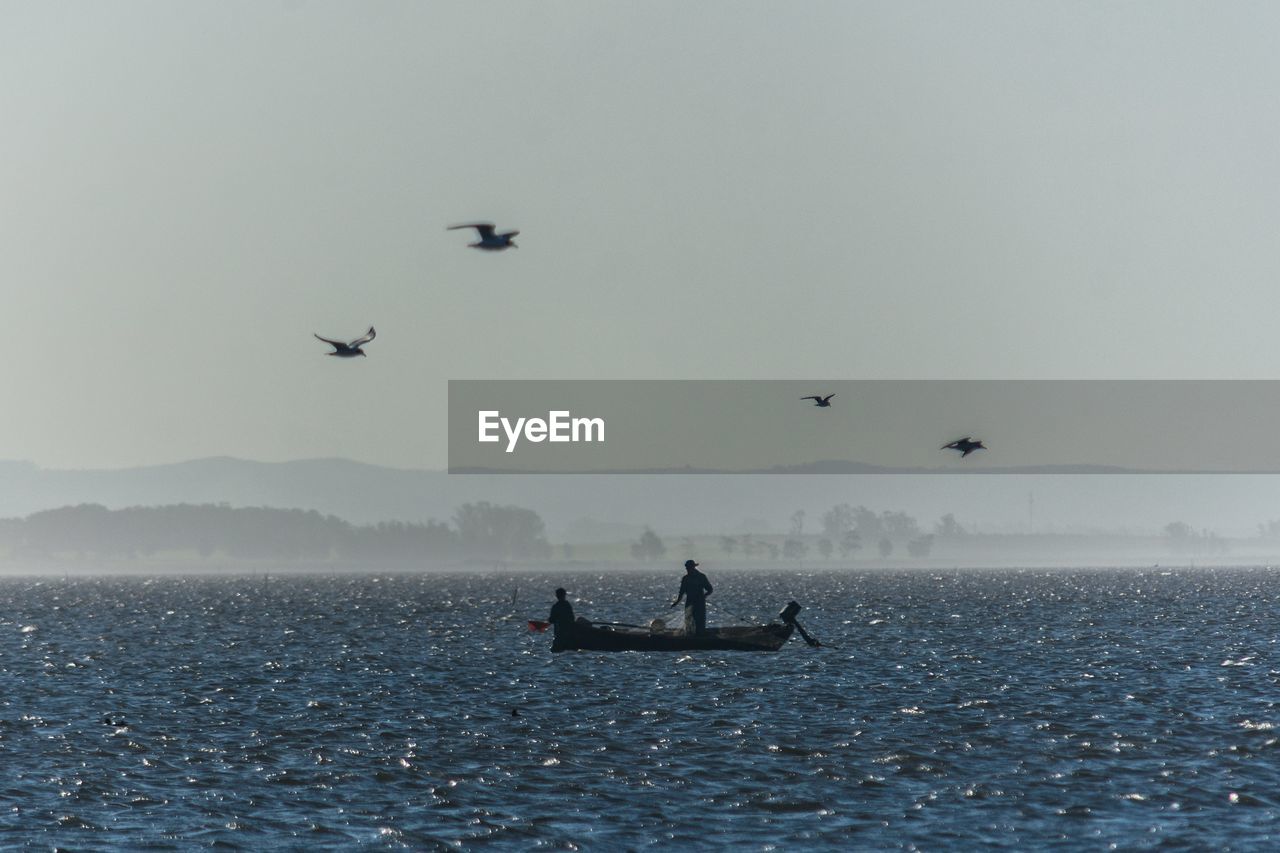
[801,395,835,408]
[942,437,986,457]
[315,327,376,358]
[448,222,519,250]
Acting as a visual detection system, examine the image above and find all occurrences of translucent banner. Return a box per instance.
[447,380,1280,474]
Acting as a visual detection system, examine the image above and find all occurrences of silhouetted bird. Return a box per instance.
[511,708,520,718]
[448,223,519,250]
[315,327,376,357]
[801,395,835,408]
[942,437,986,457]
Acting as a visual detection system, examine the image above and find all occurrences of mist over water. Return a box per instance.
[2,568,1279,848]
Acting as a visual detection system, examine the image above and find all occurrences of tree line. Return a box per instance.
[0,502,553,562]
[630,505,964,563]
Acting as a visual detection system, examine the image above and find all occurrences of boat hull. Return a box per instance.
[552,619,793,653]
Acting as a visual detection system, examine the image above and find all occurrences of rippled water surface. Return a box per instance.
[4,568,1280,849]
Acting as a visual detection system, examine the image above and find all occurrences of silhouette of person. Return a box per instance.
[671,560,713,635]
[549,587,575,651]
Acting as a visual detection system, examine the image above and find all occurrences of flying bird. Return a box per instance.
[942,437,986,457]
[315,327,376,357]
[448,222,519,250]
[801,394,835,408]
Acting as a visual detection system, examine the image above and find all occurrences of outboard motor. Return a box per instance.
[779,600,820,647]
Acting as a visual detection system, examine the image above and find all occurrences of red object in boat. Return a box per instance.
[528,620,550,632]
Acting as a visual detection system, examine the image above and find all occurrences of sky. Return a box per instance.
[3,2,1280,471]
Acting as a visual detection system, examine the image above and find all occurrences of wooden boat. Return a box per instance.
[550,601,817,652]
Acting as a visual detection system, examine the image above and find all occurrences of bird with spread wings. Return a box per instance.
[448,222,519,250]
[315,327,376,358]
[942,437,986,457]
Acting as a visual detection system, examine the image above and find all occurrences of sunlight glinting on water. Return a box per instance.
[2,569,1279,847]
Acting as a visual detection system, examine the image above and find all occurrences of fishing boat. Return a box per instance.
[546,601,818,652]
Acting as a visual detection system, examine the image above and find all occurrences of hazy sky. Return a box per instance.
[4,2,1280,470]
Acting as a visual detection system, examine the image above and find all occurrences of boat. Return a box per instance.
[550,601,818,652]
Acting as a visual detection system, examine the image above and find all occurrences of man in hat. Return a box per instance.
[671,560,713,635]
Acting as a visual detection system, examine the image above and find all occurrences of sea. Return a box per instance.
[2,567,1279,849]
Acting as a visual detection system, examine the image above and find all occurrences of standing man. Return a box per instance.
[549,587,576,651]
[671,560,713,635]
